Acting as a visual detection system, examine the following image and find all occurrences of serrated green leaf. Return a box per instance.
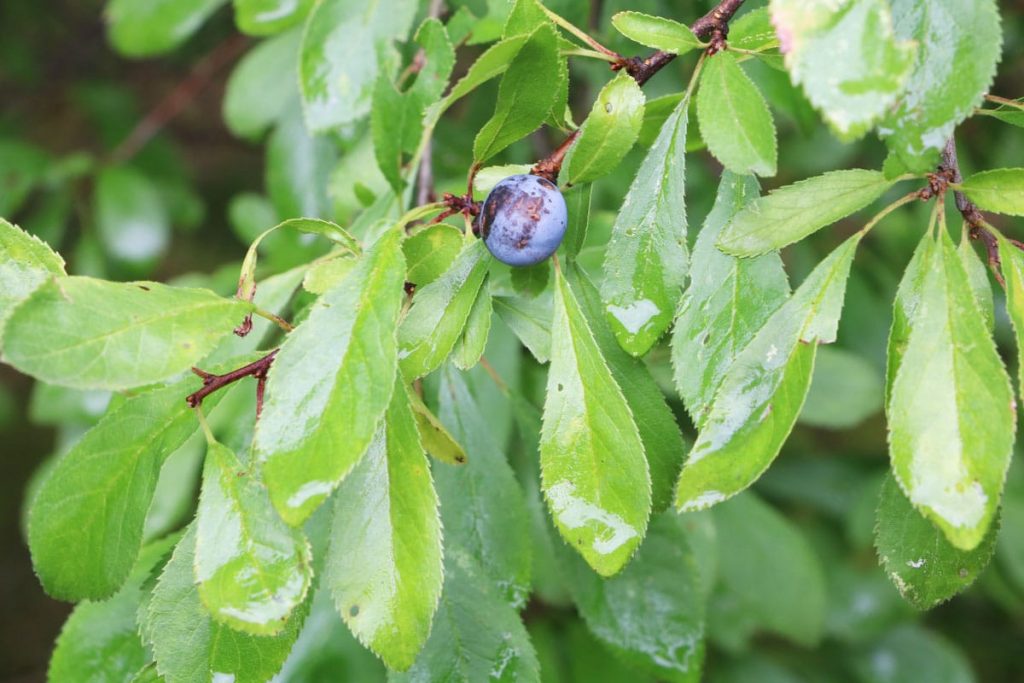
[717,169,893,256]
[567,265,685,513]
[256,229,406,526]
[502,0,547,37]
[0,217,65,332]
[196,439,312,635]
[147,527,306,683]
[875,474,997,609]
[493,292,553,363]
[398,240,491,379]
[697,52,777,177]
[981,106,1024,128]
[881,0,1002,172]
[408,385,466,465]
[299,0,417,131]
[959,169,1024,216]
[391,547,540,683]
[541,268,650,576]
[998,233,1024,404]
[728,8,780,52]
[373,19,456,191]
[28,371,235,601]
[452,282,492,370]
[328,377,442,671]
[713,493,827,646]
[770,0,915,139]
[404,224,463,286]
[601,94,688,356]
[106,0,227,57]
[564,513,705,682]
[234,0,313,35]
[224,28,301,139]
[562,73,645,185]
[675,234,860,512]
[885,233,936,409]
[3,277,251,390]
[958,232,994,330]
[302,255,356,295]
[673,172,789,426]
[611,11,703,55]
[510,261,550,298]
[434,366,531,606]
[888,230,1015,550]
[474,24,561,161]
[428,34,531,126]
[49,536,177,682]
[94,166,170,264]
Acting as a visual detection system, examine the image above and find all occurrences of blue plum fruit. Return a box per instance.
[478,174,567,266]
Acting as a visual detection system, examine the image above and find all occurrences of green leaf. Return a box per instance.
[799,346,883,429]
[398,240,491,379]
[981,106,1024,128]
[392,547,540,683]
[998,233,1024,402]
[238,217,358,302]
[601,95,689,356]
[541,268,650,576]
[256,229,406,526]
[299,0,417,131]
[428,34,531,125]
[435,366,531,606]
[770,0,915,139]
[3,277,251,390]
[675,234,860,512]
[696,52,777,177]
[958,233,994,330]
[851,625,975,683]
[672,172,789,426]
[94,166,170,264]
[328,378,442,671]
[302,255,356,295]
[404,224,463,287]
[452,283,493,370]
[147,527,306,683]
[562,73,645,186]
[611,11,703,55]
[224,28,301,139]
[958,169,1024,216]
[881,0,1002,172]
[373,19,456,190]
[885,233,935,408]
[717,169,893,257]
[474,24,561,161]
[728,8,780,52]
[510,261,550,298]
[888,230,1015,550]
[561,184,592,260]
[28,372,232,601]
[567,265,686,513]
[408,385,466,465]
[106,0,227,56]
[474,164,534,195]
[875,474,998,609]
[49,536,177,682]
[502,0,548,37]
[234,0,313,35]
[493,292,553,363]
[0,217,65,332]
[713,493,827,646]
[564,513,705,682]
[196,439,312,635]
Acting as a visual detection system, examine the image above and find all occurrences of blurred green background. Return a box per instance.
[3,0,1024,681]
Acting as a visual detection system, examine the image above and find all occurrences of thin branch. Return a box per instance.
[186,350,278,416]
[533,0,747,181]
[110,35,248,163]
[940,137,1005,285]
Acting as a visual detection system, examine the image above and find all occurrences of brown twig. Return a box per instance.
[110,35,249,163]
[940,137,1005,285]
[534,0,746,181]
[186,350,278,416]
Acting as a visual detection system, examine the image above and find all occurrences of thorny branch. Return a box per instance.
[532,0,747,180]
[186,350,278,416]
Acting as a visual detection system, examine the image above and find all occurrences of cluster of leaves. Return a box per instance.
[4,0,1024,681]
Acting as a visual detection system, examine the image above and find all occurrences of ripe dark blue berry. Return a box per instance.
[477,174,568,267]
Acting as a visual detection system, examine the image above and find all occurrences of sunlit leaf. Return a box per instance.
[404,224,463,286]
[452,282,493,370]
[256,229,405,526]
[562,73,645,185]
[611,12,703,55]
[541,268,650,576]
[0,217,65,332]
[959,168,1024,216]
